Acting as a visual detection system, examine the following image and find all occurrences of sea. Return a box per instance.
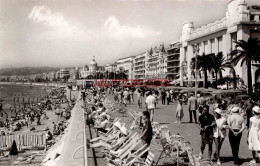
[0,83,48,110]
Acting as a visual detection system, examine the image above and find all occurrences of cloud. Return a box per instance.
[28,5,79,36]
[104,15,160,39]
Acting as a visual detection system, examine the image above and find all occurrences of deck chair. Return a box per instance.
[109,134,140,157]
[109,139,145,166]
[126,151,155,166]
[102,132,137,155]
[124,144,149,166]
[185,147,213,166]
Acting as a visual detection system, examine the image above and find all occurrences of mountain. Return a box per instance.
[0,67,61,76]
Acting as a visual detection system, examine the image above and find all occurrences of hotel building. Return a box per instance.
[166,42,181,80]
[116,56,135,79]
[133,51,149,79]
[146,45,168,79]
[179,0,260,86]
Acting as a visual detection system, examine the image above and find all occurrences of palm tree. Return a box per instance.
[231,38,260,94]
[191,53,212,88]
[223,60,237,89]
[208,52,229,89]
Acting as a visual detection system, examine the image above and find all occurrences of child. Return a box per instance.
[248,106,260,164]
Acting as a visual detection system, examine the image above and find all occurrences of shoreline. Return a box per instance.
[0,82,67,88]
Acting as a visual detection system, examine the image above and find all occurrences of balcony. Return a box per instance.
[134,63,145,68]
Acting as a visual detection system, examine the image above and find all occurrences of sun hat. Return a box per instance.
[231,107,240,113]
[214,108,222,115]
[252,106,260,113]
[113,121,121,128]
[119,126,128,135]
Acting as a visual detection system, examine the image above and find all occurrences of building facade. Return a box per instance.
[105,63,117,72]
[133,52,149,79]
[146,45,168,79]
[116,56,134,79]
[80,57,105,79]
[166,42,181,80]
[179,0,260,87]
[60,69,70,79]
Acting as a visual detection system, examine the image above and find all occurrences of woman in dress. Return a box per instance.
[248,106,260,164]
[174,94,184,124]
[213,108,227,165]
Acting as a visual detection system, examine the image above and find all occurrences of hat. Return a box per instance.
[253,106,260,113]
[119,126,128,135]
[214,108,222,115]
[231,107,240,113]
[113,121,121,128]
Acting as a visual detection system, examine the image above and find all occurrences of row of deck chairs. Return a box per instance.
[102,123,154,166]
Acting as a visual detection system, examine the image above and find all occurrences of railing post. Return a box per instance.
[82,98,88,166]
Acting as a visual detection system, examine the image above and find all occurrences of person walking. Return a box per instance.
[161,89,166,105]
[227,107,245,165]
[123,89,129,106]
[137,89,142,108]
[166,90,170,105]
[188,93,197,123]
[245,97,254,130]
[197,93,206,115]
[198,105,216,162]
[129,89,134,103]
[174,95,185,124]
[213,108,227,165]
[248,106,260,164]
[145,92,156,122]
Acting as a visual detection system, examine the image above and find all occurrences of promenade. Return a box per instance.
[86,94,255,166]
[44,93,255,166]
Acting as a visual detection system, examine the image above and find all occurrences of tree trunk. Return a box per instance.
[203,69,208,88]
[215,71,218,89]
[248,60,253,95]
[233,71,237,89]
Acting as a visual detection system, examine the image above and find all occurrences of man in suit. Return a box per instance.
[161,89,166,105]
[188,93,197,123]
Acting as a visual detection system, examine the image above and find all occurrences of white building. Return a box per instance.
[133,51,149,79]
[116,56,134,79]
[80,57,105,79]
[105,63,117,72]
[146,45,168,79]
[179,0,260,86]
[60,69,70,79]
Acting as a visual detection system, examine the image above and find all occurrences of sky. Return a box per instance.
[0,0,259,68]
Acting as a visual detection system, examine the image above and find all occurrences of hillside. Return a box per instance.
[0,67,61,76]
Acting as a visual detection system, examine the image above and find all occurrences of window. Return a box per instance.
[218,37,223,53]
[210,39,215,54]
[203,41,208,53]
[231,32,237,51]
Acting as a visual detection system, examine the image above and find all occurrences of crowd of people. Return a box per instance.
[83,86,260,165]
[0,87,74,152]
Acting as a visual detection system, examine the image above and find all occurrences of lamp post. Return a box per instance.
[193,44,200,97]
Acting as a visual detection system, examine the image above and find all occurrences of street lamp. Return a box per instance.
[193,44,200,97]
